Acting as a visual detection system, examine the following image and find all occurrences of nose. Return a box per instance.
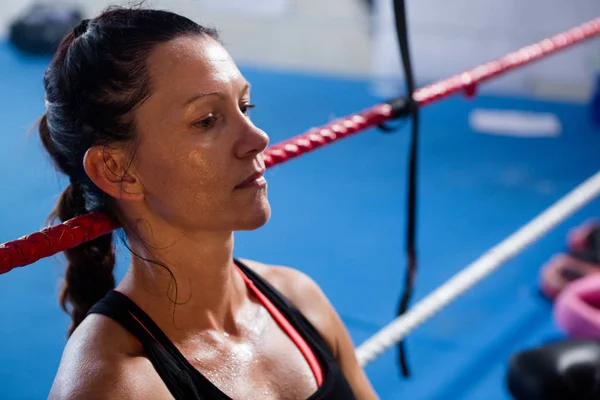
[234,118,269,159]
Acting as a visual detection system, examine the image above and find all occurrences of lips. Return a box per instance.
[235,169,266,189]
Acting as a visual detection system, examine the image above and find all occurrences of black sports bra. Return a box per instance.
[88,259,357,399]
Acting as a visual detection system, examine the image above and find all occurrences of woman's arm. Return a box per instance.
[48,315,172,400]
[325,301,380,400]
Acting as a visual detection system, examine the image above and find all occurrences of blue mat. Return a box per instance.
[1,41,600,399]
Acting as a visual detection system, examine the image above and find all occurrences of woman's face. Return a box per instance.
[131,35,270,233]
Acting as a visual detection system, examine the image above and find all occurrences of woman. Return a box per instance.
[43,6,378,400]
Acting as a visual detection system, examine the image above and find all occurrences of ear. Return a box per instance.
[83,145,144,202]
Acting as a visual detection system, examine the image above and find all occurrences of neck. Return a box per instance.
[118,226,247,337]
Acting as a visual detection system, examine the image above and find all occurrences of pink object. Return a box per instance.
[555,274,600,339]
[540,253,600,300]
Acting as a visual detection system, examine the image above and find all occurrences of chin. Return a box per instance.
[238,197,271,231]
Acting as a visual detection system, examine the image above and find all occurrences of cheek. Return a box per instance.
[137,140,230,215]
[183,150,225,198]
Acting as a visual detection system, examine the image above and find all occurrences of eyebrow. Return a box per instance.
[184,83,251,106]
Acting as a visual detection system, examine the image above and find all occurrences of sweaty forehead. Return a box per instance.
[146,35,242,95]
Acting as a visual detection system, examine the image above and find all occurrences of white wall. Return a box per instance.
[2,0,599,101]
[1,0,373,77]
[373,0,600,100]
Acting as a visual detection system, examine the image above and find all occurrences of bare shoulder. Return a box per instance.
[48,314,171,400]
[239,258,332,315]
[239,259,339,355]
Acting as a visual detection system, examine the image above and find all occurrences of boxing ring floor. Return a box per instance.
[1,41,600,399]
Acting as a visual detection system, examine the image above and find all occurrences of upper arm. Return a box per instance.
[327,306,380,400]
[49,356,149,400]
[256,263,380,400]
[48,317,170,400]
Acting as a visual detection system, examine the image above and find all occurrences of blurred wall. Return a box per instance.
[374,0,600,101]
[0,0,373,77]
[1,0,598,101]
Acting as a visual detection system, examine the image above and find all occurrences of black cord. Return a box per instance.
[393,0,419,378]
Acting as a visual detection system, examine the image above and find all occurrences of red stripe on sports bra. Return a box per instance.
[114,289,165,349]
[234,265,324,387]
[128,311,165,349]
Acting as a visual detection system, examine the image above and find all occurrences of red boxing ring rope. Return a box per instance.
[1,17,599,275]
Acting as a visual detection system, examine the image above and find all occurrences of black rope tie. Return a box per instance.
[393,0,420,378]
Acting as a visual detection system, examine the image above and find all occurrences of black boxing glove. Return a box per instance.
[507,339,600,400]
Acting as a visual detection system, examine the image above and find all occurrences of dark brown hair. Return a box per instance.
[39,6,218,336]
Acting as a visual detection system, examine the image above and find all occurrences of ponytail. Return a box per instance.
[39,114,116,337]
[54,185,115,336]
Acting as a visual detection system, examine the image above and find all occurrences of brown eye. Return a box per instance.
[241,103,256,116]
[194,113,217,130]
